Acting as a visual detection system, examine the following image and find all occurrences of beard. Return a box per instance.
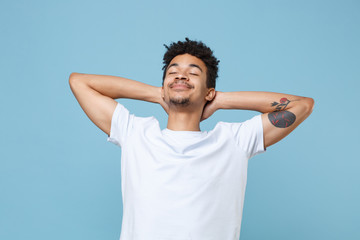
[169,96,190,107]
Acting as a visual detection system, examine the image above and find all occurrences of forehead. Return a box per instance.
[168,54,207,71]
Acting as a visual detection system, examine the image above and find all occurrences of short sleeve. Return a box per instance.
[230,114,266,158]
[107,102,134,147]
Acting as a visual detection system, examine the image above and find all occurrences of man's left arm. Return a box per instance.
[202,91,315,149]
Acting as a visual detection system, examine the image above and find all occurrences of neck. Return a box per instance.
[166,108,202,131]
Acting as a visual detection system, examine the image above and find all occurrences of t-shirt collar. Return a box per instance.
[162,128,207,138]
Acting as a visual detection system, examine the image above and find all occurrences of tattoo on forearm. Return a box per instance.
[268,97,296,128]
[271,97,291,111]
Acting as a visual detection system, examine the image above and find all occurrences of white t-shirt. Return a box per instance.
[107,103,266,240]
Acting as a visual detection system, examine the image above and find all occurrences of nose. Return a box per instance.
[175,72,188,81]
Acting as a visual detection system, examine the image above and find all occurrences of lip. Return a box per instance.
[171,84,191,89]
[169,81,193,89]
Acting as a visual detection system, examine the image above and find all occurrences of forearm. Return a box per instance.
[215,91,313,113]
[69,72,161,103]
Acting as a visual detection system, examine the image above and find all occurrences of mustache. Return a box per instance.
[169,81,194,89]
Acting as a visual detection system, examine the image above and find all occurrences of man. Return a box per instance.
[69,38,314,240]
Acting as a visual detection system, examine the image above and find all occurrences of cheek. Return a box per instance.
[163,77,171,87]
[199,78,209,93]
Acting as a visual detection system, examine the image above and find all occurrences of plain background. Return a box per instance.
[1,0,359,239]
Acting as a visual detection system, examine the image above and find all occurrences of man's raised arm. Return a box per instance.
[69,73,166,136]
[201,91,314,149]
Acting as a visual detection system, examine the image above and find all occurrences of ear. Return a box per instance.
[205,88,216,101]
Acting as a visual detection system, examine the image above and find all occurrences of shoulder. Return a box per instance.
[209,121,240,137]
[214,115,265,157]
[212,114,263,138]
[133,115,159,127]
[112,102,160,132]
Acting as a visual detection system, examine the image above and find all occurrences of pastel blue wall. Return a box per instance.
[1,0,359,239]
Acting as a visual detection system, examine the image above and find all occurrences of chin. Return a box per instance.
[169,96,191,106]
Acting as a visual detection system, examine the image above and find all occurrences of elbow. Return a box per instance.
[69,72,85,87]
[69,72,78,85]
[303,97,315,114]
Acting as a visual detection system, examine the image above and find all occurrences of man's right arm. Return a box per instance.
[69,72,164,136]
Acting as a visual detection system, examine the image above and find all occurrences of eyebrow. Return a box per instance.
[167,63,203,72]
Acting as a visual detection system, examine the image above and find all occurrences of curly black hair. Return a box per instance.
[162,38,220,89]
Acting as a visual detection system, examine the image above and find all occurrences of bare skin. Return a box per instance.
[69,53,314,149]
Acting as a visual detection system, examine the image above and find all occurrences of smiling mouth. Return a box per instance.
[169,81,193,89]
[171,84,191,90]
